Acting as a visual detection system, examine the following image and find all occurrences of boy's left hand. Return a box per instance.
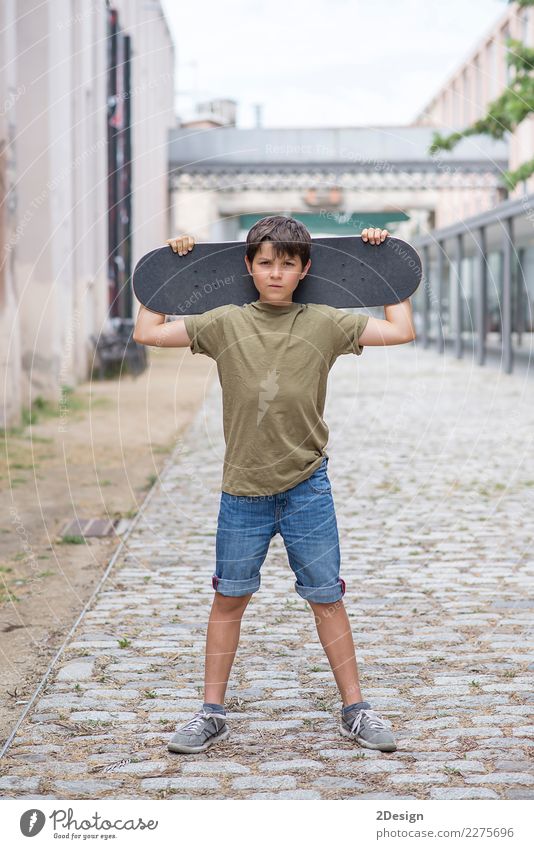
[361,228,388,245]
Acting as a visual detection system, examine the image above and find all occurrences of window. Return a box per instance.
[487,40,497,98]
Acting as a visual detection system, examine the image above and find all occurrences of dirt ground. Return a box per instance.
[0,344,214,747]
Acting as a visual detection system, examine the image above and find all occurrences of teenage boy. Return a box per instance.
[133,216,416,755]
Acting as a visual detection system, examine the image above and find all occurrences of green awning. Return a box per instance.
[239,211,408,235]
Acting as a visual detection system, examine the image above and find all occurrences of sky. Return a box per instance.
[159,0,510,128]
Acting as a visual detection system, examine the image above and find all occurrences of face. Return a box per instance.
[245,241,311,304]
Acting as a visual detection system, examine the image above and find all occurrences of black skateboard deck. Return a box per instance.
[132,235,421,314]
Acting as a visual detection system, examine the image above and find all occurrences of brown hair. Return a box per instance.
[245,215,311,267]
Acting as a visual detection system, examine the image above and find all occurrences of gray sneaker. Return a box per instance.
[340,703,397,752]
[167,707,230,754]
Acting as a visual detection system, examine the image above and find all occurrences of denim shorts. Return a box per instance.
[213,456,345,604]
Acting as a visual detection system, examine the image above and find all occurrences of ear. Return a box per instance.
[244,255,252,275]
[300,259,311,279]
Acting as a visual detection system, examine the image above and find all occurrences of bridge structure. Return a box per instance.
[168,126,532,376]
[168,125,508,242]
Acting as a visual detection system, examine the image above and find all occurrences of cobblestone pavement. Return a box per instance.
[1,346,533,801]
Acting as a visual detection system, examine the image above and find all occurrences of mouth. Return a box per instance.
[268,285,283,288]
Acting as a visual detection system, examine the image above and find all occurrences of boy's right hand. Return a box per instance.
[166,234,195,256]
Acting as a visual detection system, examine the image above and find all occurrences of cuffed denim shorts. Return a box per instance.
[213,456,345,604]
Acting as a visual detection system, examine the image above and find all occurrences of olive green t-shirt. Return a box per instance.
[184,300,369,496]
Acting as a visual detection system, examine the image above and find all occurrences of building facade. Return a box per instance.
[415,2,534,209]
[413,2,534,373]
[0,0,174,428]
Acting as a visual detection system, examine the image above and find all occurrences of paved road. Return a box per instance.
[1,346,533,800]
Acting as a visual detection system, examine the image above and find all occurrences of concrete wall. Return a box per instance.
[0,0,175,428]
[11,0,109,411]
[0,0,22,427]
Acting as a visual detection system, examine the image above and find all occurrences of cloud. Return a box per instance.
[160,0,507,127]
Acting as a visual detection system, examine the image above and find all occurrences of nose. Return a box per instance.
[270,264,283,279]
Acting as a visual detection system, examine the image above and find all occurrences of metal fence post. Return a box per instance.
[475,226,487,366]
[422,245,430,348]
[502,217,513,374]
[455,232,463,359]
[437,242,444,354]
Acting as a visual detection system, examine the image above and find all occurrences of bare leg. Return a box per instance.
[204,591,252,704]
[308,598,363,706]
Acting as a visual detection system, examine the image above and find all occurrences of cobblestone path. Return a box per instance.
[1,347,533,800]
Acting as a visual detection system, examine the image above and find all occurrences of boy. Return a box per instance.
[133,216,416,756]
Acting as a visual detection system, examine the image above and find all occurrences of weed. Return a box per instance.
[144,474,158,490]
[0,589,20,603]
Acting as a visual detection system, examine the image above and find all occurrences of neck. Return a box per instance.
[258,296,293,306]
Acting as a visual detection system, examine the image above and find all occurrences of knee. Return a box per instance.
[213,591,252,615]
[308,598,344,625]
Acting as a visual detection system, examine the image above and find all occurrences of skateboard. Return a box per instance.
[132,235,421,314]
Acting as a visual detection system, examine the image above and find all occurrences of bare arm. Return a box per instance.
[133,306,192,348]
[359,299,416,346]
[357,228,417,346]
[133,234,195,348]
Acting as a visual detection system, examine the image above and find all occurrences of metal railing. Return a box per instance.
[411,193,534,375]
